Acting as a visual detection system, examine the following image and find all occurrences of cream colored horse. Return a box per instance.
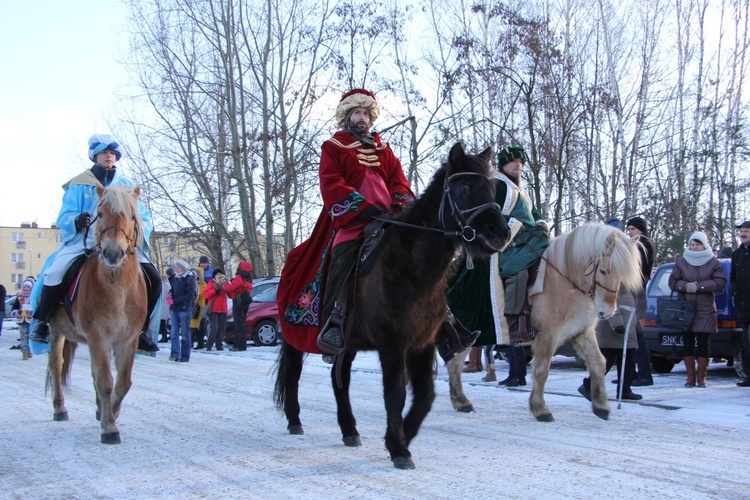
[447,223,642,421]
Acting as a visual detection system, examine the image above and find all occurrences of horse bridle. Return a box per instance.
[524,240,618,298]
[83,212,139,262]
[581,257,619,298]
[373,171,501,245]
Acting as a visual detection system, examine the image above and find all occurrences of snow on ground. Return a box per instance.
[1,318,749,499]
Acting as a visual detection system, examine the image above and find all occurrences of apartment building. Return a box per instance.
[0,222,61,290]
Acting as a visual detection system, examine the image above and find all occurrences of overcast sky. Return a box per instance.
[0,0,129,227]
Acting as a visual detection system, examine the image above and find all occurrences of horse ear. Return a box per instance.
[448,142,466,172]
[133,186,141,198]
[479,146,492,165]
[96,184,105,198]
[604,232,616,255]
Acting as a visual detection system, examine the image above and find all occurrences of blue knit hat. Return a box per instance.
[88,134,122,162]
[604,216,623,230]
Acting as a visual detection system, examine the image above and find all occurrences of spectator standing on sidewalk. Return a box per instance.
[626,216,655,386]
[732,221,750,387]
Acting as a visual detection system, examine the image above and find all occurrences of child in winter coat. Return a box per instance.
[12,277,35,359]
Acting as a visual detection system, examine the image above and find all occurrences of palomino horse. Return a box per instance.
[446,223,641,420]
[275,143,510,469]
[46,184,148,444]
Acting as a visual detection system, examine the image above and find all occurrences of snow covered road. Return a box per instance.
[1,320,748,499]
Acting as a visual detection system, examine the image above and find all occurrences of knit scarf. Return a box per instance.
[683,247,714,267]
[92,164,117,186]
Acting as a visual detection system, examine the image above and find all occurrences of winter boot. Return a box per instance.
[683,356,696,388]
[462,346,483,373]
[482,366,497,382]
[697,356,709,388]
[30,284,63,344]
[137,331,159,352]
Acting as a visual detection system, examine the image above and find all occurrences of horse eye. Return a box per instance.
[599,269,607,276]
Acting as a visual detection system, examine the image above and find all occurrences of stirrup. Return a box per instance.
[317,326,345,355]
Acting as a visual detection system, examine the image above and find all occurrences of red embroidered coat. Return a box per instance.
[277,131,414,353]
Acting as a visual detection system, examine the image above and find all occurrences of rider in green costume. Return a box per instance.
[447,145,548,385]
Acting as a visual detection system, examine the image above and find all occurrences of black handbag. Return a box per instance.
[657,292,696,330]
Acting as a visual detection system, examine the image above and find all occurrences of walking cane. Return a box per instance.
[618,305,637,409]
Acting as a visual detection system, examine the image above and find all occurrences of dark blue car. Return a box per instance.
[642,258,745,378]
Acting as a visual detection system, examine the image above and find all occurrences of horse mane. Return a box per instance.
[96,185,145,246]
[548,223,642,292]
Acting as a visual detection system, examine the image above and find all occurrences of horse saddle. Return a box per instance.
[60,255,88,325]
[356,214,393,277]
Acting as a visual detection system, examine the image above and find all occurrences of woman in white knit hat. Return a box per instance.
[668,231,727,388]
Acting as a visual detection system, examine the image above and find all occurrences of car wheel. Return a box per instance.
[252,320,278,346]
[650,356,675,374]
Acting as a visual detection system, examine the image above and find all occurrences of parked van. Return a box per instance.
[641,259,744,378]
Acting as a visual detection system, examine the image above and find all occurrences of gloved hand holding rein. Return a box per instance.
[358,205,387,221]
[75,212,91,231]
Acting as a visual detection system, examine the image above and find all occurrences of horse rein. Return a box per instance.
[373,171,502,245]
[522,238,617,298]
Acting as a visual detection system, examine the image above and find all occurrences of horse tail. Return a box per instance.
[274,341,303,410]
[44,339,78,396]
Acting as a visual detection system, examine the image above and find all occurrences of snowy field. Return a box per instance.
[1,318,749,499]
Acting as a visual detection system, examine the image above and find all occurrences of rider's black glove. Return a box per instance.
[75,212,91,231]
[614,325,626,335]
[359,205,386,221]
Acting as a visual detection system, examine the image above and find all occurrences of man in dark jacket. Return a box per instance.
[626,216,655,386]
[732,220,750,387]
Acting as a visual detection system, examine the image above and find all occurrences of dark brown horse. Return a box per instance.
[46,184,148,444]
[275,142,510,469]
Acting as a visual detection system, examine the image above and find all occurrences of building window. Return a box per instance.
[11,273,23,288]
[11,253,24,263]
[55,233,63,243]
[11,232,25,243]
[37,232,43,238]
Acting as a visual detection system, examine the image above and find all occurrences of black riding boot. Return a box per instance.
[436,310,480,363]
[30,284,63,343]
[137,263,161,353]
[317,241,359,363]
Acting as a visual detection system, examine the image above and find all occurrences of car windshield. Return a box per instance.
[253,287,277,303]
[648,268,673,297]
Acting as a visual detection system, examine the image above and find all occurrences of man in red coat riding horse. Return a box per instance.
[277,88,477,362]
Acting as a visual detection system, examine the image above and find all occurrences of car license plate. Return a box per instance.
[660,334,684,346]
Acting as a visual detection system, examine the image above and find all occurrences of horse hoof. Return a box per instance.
[593,408,610,421]
[101,432,121,445]
[535,413,555,422]
[288,425,304,435]
[53,411,69,421]
[457,404,474,413]
[392,456,416,470]
[343,435,362,447]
